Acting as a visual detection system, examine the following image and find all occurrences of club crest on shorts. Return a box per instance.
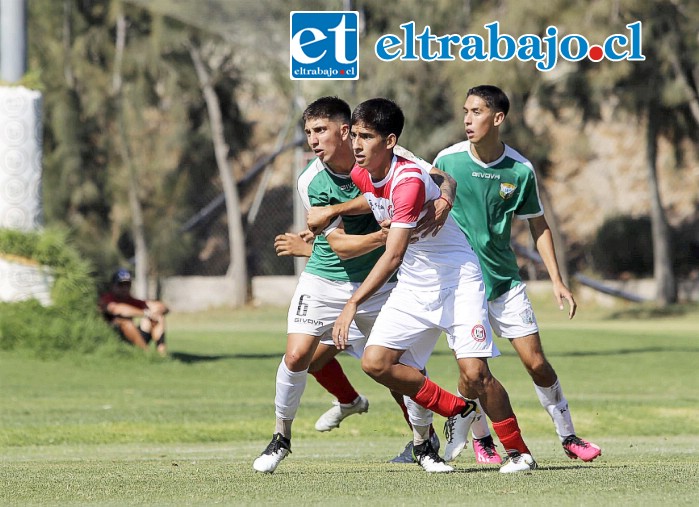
[519,307,535,325]
[471,324,487,342]
[499,182,516,199]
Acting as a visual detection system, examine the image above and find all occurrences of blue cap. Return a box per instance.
[112,268,132,284]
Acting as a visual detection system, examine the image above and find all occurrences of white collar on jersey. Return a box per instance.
[369,154,398,187]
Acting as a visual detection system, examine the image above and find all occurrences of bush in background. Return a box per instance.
[0,227,116,356]
[591,216,654,278]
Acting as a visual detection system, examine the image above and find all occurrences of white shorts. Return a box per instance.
[287,272,394,360]
[367,277,499,370]
[488,283,539,339]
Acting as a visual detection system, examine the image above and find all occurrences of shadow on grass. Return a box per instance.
[498,346,699,358]
[169,352,281,363]
[605,303,696,320]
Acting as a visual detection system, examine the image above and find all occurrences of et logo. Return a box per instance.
[290,11,359,81]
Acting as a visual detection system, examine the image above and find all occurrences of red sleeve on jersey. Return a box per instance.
[350,165,372,193]
[391,176,425,225]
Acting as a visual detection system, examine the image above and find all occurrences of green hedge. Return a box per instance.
[0,227,116,355]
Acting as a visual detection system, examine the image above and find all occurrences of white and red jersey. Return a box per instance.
[351,154,483,291]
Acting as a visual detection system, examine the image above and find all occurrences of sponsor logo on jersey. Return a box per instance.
[472,171,500,180]
[471,324,487,342]
[339,182,355,192]
[367,195,392,220]
[499,182,516,199]
[290,11,359,80]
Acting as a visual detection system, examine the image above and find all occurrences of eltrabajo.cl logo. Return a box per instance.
[375,21,645,71]
[290,11,359,80]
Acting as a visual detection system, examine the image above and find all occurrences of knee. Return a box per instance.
[526,357,554,379]
[458,359,490,394]
[284,349,310,371]
[361,354,388,380]
[460,371,486,396]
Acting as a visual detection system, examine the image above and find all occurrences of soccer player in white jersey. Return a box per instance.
[253,97,451,474]
[432,85,601,463]
[332,97,537,473]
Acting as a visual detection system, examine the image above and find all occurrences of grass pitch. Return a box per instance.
[1,298,698,505]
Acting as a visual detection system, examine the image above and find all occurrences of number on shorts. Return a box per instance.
[296,294,310,317]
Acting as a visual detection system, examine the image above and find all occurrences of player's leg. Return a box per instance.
[254,273,332,473]
[361,344,455,472]
[509,333,601,461]
[456,357,536,472]
[309,340,368,432]
[388,388,440,464]
[444,276,535,473]
[253,332,319,473]
[462,398,502,464]
[362,284,472,417]
[496,284,601,462]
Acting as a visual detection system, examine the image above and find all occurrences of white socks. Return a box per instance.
[404,395,433,445]
[274,356,308,437]
[534,379,575,441]
[468,398,491,440]
[461,380,576,442]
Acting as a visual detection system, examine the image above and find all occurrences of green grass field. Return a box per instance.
[2,297,698,506]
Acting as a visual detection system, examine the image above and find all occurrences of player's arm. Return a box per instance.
[307,195,371,234]
[529,215,577,319]
[413,167,456,238]
[333,227,411,349]
[325,220,389,260]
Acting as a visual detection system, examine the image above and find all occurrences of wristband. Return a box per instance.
[438,195,453,210]
[144,309,152,319]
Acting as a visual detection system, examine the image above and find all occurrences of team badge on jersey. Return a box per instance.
[471,324,487,342]
[499,182,516,199]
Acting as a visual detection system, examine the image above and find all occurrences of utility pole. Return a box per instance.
[0,0,28,82]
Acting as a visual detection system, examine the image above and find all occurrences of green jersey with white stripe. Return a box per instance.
[297,158,384,282]
[434,141,544,300]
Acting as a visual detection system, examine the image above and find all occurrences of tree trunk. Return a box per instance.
[645,100,677,305]
[188,39,247,306]
[113,12,148,299]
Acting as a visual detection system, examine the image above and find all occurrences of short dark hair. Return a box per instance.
[303,96,351,124]
[351,98,404,139]
[466,85,510,116]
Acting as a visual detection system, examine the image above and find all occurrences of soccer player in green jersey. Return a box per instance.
[432,85,601,463]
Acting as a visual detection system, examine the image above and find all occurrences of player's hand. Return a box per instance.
[553,281,577,319]
[413,197,450,239]
[274,232,312,257]
[332,302,357,350]
[378,219,391,244]
[298,229,315,243]
[307,206,335,235]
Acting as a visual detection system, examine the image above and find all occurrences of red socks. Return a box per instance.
[412,378,466,418]
[492,416,530,455]
[310,358,359,404]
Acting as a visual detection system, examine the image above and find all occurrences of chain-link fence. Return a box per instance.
[175,147,315,279]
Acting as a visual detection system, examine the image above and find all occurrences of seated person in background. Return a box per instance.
[99,268,169,356]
